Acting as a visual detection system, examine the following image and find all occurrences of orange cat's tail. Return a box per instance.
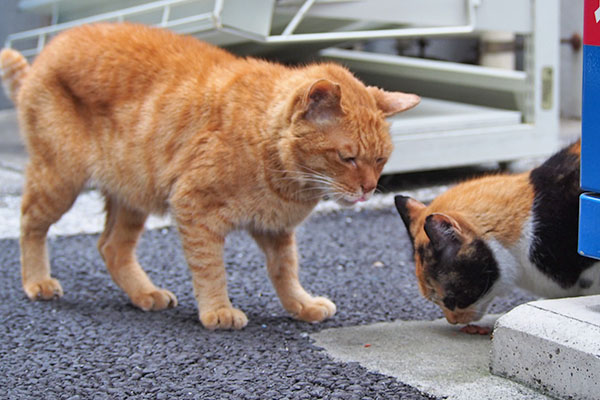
[0,48,29,104]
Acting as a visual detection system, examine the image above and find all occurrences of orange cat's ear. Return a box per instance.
[394,195,426,242]
[368,86,420,117]
[424,213,463,253]
[302,79,343,125]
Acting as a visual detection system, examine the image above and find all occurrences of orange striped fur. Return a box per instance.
[0,23,419,330]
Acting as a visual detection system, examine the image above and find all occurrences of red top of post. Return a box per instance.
[585,0,600,45]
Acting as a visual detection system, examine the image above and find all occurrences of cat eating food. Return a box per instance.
[394,140,600,325]
[0,23,420,330]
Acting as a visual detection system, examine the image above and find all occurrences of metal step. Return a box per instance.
[5,0,560,174]
[383,97,536,173]
[389,97,521,136]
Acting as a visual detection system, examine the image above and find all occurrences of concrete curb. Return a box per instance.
[490,295,600,400]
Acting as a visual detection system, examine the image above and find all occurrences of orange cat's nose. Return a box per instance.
[361,182,377,194]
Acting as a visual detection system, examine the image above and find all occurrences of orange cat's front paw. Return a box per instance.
[131,289,178,311]
[292,296,337,323]
[24,278,63,300]
[200,307,248,330]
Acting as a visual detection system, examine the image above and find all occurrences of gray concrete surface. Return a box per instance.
[312,315,551,400]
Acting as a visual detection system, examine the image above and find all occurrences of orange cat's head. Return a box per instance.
[281,68,419,206]
[394,195,501,324]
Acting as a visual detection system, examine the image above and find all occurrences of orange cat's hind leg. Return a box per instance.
[98,196,177,311]
[20,166,83,300]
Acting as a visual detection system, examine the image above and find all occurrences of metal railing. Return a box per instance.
[6,0,216,56]
[6,0,481,56]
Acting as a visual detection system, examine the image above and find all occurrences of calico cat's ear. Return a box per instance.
[302,79,343,125]
[394,195,426,241]
[367,86,421,117]
[424,213,463,252]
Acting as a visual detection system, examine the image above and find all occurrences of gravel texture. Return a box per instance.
[0,207,534,399]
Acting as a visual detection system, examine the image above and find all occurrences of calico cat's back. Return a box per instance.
[528,140,593,288]
[529,139,581,198]
[421,172,534,246]
[417,140,582,247]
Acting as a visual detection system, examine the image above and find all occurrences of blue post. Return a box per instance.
[579,0,600,259]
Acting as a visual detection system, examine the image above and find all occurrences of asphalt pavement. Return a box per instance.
[1,207,541,399]
[0,109,579,399]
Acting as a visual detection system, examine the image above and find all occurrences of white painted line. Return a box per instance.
[0,191,171,239]
[0,186,448,239]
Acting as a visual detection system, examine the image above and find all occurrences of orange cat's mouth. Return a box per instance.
[331,197,356,207]
[333,193,372,207]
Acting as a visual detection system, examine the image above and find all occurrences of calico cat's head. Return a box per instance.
[394,195,500,324]
[282,65,420,206]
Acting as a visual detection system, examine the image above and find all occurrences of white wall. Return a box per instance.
[560,0,584,119]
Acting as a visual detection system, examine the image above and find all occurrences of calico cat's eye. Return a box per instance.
[338,152,356,166]
[426,290,437,302]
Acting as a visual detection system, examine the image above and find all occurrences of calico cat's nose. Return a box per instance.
[443,307,477,324]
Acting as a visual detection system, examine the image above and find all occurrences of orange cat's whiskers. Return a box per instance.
[293,185,332,197]
[331,191,353,202]
[271,168,337,192]
[299,167,342,190]
[300,174,336,188]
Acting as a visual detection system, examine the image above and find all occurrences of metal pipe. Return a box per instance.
[226,0,481,44]
[36,33,45,54]
[212,0,225,29]
[161,5,171,26]
[281,0,317,36]
[5,0,197,47]
[164,13,214,30]
[6,0,481,53]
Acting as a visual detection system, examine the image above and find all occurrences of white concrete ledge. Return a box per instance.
[490,295,600,400]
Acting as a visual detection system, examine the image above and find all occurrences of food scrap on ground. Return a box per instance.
[459,324,492,335]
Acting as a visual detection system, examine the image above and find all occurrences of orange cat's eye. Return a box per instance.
[338,151,357,166]
[376,157,387,164]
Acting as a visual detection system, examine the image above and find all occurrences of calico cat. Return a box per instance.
[394,140,600,325]
[0,23,420,330]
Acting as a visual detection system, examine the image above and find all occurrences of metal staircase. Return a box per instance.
[5,0,560,174]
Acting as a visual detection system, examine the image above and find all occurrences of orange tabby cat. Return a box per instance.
[0,23,419,330]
